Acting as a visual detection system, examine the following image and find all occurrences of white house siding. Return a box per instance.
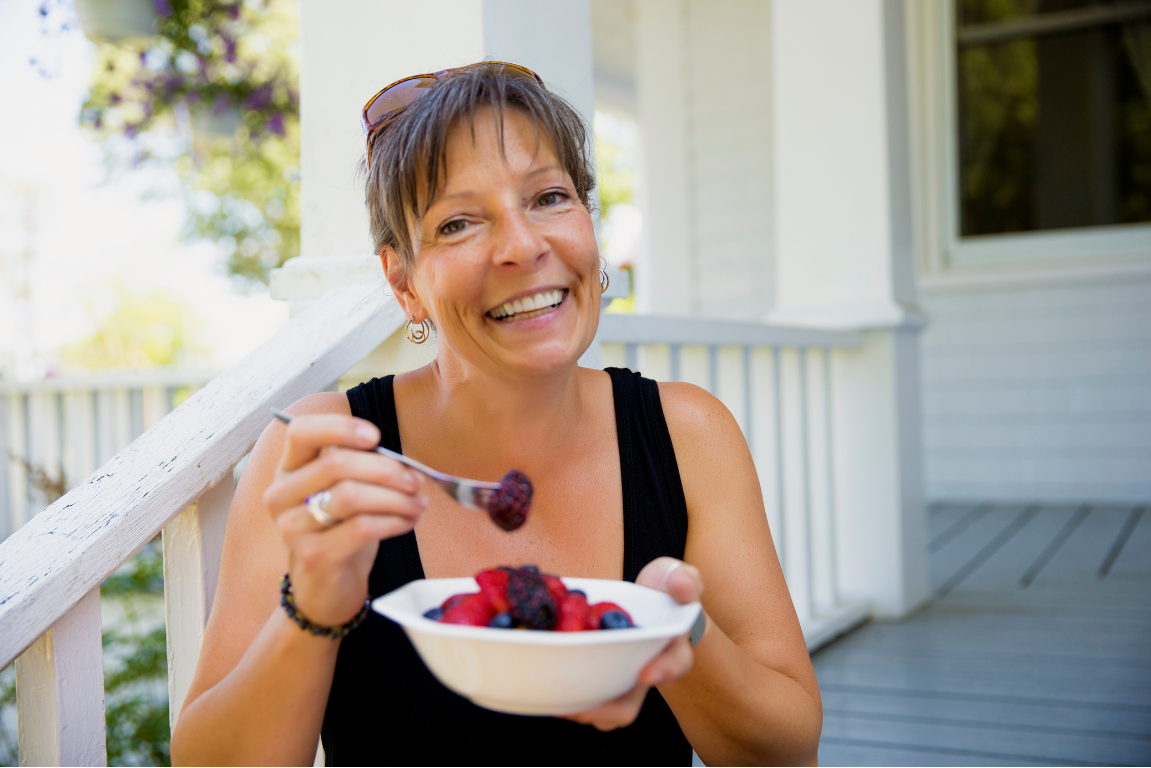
[920,274,1151,503]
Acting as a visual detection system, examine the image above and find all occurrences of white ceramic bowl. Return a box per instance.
[372,576,701,716]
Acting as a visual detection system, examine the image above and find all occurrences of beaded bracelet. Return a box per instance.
[280,574,371,639]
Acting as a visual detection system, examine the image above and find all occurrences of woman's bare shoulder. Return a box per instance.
[656,380,743,450]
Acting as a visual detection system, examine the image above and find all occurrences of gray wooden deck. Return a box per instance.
[814,502,1151,766]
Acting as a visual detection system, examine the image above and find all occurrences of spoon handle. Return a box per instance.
[268,408,500,492]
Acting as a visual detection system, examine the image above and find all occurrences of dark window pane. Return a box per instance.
[956,2,1151,236]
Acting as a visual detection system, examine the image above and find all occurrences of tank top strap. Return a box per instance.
[606,367,689,582]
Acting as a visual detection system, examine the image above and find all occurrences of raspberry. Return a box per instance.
[487,470,532,531]
[441,593,494,626]
[475,569,511,613]
[556,592,590,632]
[586,601,632,630]
[506,565,557,630]
[543,574,568,603]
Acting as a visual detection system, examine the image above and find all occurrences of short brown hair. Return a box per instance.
[363,63,597,274]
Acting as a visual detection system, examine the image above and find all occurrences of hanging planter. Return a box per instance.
[74,0,158,45]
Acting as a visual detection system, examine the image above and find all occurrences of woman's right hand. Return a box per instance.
[262,412,428,628]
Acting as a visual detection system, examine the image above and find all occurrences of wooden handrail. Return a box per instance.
[0,280,402,670]
[598,313,863,348]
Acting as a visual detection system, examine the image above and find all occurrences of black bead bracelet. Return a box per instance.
[280,573,371,640]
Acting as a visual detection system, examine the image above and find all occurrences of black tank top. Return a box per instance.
[323,369,691,765]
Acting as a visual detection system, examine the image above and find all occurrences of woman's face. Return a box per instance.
[397,108,600,381]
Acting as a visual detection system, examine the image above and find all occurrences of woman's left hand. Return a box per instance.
[566,557,704,731]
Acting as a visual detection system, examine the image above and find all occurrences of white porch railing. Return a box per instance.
[1,370,219,541]
[598,315,869,649]
[0,283,865,764]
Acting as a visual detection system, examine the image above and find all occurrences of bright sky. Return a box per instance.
[0,0,287,380]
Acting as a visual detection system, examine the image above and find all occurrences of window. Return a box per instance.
[956,1,1151,238]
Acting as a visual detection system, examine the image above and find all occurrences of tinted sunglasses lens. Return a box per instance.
[365,76,437,127]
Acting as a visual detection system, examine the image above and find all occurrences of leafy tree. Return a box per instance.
[60,283,208,370]
[79,0,300,286]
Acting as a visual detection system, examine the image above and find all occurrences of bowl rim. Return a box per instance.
[371,576,701,647]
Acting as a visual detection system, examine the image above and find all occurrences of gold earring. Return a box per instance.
[405,316,431,344]
[599,258,610,294]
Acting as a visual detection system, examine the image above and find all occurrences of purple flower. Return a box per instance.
[226,3,240,19]
[267,113,284,135]
[154,0,172,17]
[245,85,271,111]
[109,92,122,104]
[224,36,237,63]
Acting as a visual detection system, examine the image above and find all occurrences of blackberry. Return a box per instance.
[488,612,514,629]
[506,565,557,630]
[423,607,443,621]
[567,589,587,598]
[487,470,532,531]
[599,611,632,630]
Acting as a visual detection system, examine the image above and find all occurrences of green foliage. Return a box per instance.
[101,542,171,766]
[958,37,1038,235]
[0,542,172,767]
[80,0,300,286]
[60,283,208,370]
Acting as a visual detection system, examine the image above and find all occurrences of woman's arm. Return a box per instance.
[169,393,426,765]
[657,382,823,766]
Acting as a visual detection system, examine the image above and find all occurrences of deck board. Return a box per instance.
[1110,507,1151,576]
[814,501,1151,767]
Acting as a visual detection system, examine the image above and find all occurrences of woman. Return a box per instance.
[170,63,821,766]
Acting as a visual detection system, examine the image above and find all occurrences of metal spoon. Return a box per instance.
[270,408,501,511]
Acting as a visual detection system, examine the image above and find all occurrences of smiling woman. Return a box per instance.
[168,63,822,767]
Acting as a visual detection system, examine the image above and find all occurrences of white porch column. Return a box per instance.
[276,0,596,377]
[769,0,930,616]
[633,0,774,319]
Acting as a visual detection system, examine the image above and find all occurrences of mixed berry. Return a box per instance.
[486,470,532,531]
[422,565,635,631]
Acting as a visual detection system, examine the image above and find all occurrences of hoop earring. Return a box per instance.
[405,316,431,344]
[599,258,610,295]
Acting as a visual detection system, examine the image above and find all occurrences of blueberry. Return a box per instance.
[423,607,443,621]
[488,612,514,629]
[599,611,632,630]
[567,589,587,598]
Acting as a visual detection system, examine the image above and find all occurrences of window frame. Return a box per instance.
[914,0,1151,276]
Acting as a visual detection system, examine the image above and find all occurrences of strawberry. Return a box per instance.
[441,593,494,626]
[556,592,590,632]
[475,569,511,613]
[587,601,633,630]
[543,574,568,603]
[440,593,472,612]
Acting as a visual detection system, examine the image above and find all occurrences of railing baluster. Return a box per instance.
[772,346,787,576]
[670,344,682,381]
[822,348,839,606]
[742,345,753,447]
[163,477,234,730]
[15,586,106,766]
[798,348,815,619]
[707,345,719,395]
[625,343,638,372]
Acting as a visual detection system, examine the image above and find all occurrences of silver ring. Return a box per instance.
[305,490,335,527]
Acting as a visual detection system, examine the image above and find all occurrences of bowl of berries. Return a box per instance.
[371,565,701,716]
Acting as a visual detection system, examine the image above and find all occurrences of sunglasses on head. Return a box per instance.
[361,61,544,166]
